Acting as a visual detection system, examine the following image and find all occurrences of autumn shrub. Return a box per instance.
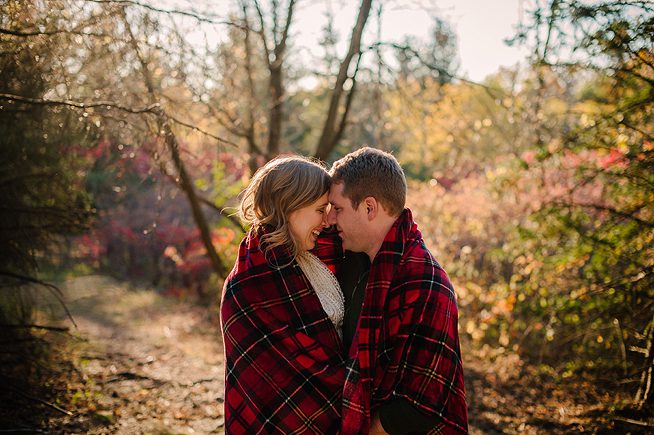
[409,138,653,396]
[69,138,244,300]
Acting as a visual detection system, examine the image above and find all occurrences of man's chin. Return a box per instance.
[341,240,358,252]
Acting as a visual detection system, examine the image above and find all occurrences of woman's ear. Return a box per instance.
[364,196,378,221]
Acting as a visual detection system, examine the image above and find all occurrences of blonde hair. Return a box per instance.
[330,147,406,216]
[240,155,331,263]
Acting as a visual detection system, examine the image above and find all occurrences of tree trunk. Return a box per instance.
[636,313,654,409]
[121,9,228,279]
[162,114,228,277]
[241,1,261,175]
[267,63,283,158]
[264,0,295,159]
[314,0,372,161]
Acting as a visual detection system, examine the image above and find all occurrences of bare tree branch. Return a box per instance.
[364,42,508,97]
[241,1,262,173]
[552,200,654,229]
[333,53,364,148]
[167,114,240,148]
[0,324,70,332]
[252,0,273,68]
[156,161,247,233]
[84,0,244,28]
[0,272,77,328]
[119,8,229,277]
[0,93,159,113]
[315,0,373,161]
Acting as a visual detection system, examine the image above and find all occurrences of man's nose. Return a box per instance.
[326,208,337,225]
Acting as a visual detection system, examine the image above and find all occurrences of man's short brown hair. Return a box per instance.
[330,147,407,216]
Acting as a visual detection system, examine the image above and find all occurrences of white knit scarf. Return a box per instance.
[296,251,345,338]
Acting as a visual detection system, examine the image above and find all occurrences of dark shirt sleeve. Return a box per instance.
[379,399,443,435]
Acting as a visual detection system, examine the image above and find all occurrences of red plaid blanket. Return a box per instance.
[221,227,345,434]
[341,209,468,434]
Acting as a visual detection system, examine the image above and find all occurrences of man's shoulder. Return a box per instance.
[395,236,453,289]
[401,234,441,268]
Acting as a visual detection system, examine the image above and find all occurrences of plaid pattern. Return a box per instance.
[221,227,345,434]
[341,209,468,434]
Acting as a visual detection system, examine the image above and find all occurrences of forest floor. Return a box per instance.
[1,274,651,434]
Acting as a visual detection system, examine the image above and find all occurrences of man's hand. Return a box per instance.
[369,413,388,434]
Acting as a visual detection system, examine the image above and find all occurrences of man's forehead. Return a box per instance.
[328,183,346,202]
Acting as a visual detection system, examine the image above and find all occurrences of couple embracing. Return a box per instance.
[221,148,468,434]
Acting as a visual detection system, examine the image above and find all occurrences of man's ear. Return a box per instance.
[363,196,378,221]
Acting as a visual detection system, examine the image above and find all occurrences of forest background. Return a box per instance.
[1,0,653,433]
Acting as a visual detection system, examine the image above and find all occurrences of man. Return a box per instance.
[327,147,468,434]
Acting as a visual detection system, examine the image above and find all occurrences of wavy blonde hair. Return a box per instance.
[239,155,331,263]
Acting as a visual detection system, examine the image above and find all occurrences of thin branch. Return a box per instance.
[0,93,238,146]
[197,196,247,233]
[0,93,159,114]
[365,42,507,97]
[167,114,240,148]
[83,0,244,28]
[613,417,654,429]
[0,324,69,332]
[0,272,77,328]
[156,162,246,232]
[252,0,272,68]
[273,0,296,68]
[0,28,110,37]
[334,53,363,147]
[550,201,654,229]
[6,384,74,416]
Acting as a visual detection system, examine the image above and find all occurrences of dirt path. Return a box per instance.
[41,275,634,434]
[59,275,225,434]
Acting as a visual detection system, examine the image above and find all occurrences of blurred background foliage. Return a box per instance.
[1,0,652,414]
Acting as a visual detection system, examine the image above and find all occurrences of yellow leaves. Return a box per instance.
[493,294,516,316]
[518,293,526,302]
[546,327,555,341]
[580,113,595,128]
[615,134,630,152]
[543,97,568,116]
[522,258,542,276]
[465,319,485,341]
[499,330,510,347]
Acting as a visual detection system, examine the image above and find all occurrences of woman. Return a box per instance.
[221,156,345,434]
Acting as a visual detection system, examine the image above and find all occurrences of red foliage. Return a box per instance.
[71,137,244,299]
[598,148,627,169]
